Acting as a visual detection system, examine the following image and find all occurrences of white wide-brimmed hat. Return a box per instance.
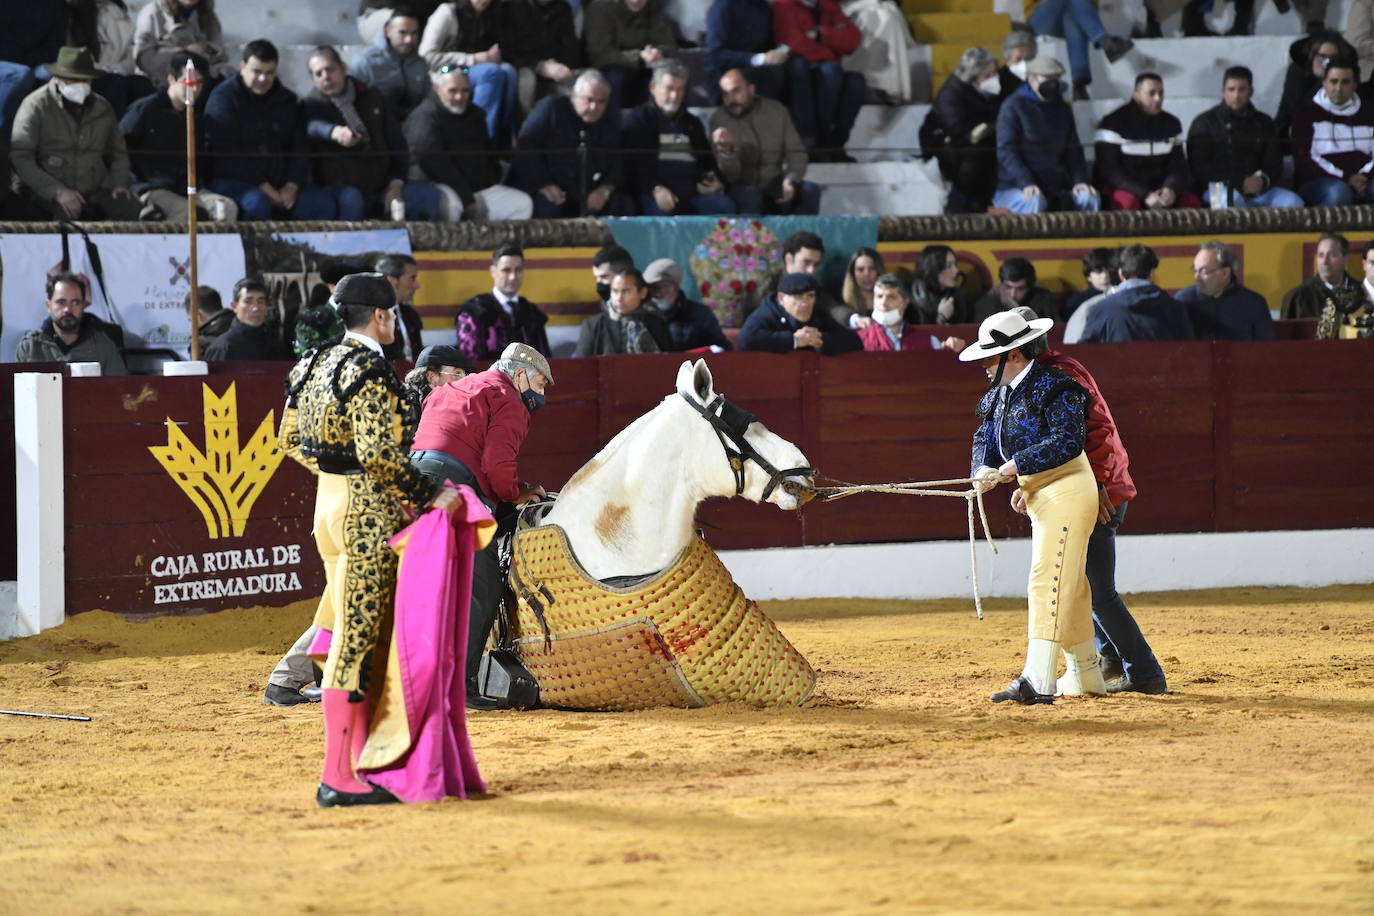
[958,310,1054,361]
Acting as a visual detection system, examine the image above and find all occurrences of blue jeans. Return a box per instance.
[992,185,1100,213]
[469,62,517,146]
[638,191,737,216]
[207,178,337,221]
[1028,0,1109,83]
[1089,501,1165,683]
[729,177,821,215]
[1202,185,1305,208]
[785,56,865,150]
[327,181,443,221]
[1297,177,1374,206]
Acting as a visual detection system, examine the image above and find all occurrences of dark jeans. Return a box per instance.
[728,176,822,215]
[530,187,635,219]
[410,449,504,690]
[785,56,864,152]
[1089,501,1165,682]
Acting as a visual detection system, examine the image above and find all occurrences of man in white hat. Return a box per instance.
[959,310,1104,705]
[409,341,553,709]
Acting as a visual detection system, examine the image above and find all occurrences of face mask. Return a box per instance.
[521,389,546,414]
[874,307,903,327]
[1009,60,1029,81]
[978,74,1001,96]
[595,281,611,302]
[651,296,674,314]
[59,82,92,105]
[1036,79,1062,101]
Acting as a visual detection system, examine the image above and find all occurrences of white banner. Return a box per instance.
[0,232,247,360]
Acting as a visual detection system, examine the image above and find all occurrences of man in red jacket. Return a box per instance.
[771,0,865,161]
[1014,307,1168,695]
[410,342,553,708]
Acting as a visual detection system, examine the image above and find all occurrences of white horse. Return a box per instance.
[536,359,814,580]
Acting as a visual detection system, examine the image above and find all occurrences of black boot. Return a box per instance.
[1096,34,1134,63]
[1073,78,1091,101]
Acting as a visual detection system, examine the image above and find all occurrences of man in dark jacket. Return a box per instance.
[739,272,862,355]
[376,254,427,363]
[500,0,581,113]
[644,257,731,351]
[584,0,679,109]
[575,267,674,356]
[204,39,335,220]
[16,272,127,375]
[510,69,630,218]
[704,0,787,101]
[303,45,440,221]
[993,57,1099,213]
[204,278,281,361]
[1281,232,1363,319]
[1174,241,1275,341]
[972,257,1063,322]
[621,60,733,215]
[922,46,1003,213]
[1079,244,1194,342]
[405,67,533,221]
[1186,66,1303,208]
[456,244,551,360]
[1094,72,1200,211]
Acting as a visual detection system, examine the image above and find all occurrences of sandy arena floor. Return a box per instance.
[1,585,1371,915]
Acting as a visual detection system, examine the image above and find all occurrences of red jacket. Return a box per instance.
[411,368,530,503]
[1037,349,1137,505]
[772,0,860,63]
[858,323,927,351]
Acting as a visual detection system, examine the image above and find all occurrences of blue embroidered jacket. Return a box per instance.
[970,362,1088,476]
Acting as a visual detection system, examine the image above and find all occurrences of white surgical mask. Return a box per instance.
[978,74,1001,96]
[874,307,903,327]
[59,82,92,105]
[651,296,672,312]
[1009,60,1029,81]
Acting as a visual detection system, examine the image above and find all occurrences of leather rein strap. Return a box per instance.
[678,391,812,500]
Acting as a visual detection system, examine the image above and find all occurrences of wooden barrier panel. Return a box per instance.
[40,337,1374,617]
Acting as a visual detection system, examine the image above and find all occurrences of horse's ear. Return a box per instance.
[692,359,714,402]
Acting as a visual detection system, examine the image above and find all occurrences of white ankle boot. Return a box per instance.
[1056,640,1107,696]
[1022,638,1060,696]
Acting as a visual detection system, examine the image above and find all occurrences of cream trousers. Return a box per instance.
[1020,451,1097,645]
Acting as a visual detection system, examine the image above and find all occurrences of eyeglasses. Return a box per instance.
[1193,265,1227,277]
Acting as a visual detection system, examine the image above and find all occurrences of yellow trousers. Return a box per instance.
[1019,452,1097,646]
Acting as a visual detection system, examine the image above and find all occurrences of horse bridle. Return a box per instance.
[678,392,813,501]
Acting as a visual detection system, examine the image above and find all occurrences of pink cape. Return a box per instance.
[360,488,493,803]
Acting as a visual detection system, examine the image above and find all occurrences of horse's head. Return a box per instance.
[675,359,815,510]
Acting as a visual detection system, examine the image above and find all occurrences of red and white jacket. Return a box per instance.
[1292,89,1374,185]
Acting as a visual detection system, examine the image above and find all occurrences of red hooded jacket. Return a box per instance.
[772,0,861,63]
[1037,349,1137,506]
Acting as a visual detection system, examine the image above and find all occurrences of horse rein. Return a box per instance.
[677,392,814,501]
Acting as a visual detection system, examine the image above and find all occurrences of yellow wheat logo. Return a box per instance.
[149,383,285,539]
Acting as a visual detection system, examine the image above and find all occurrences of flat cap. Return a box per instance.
[778,272,818,295]
[332,272,396,310]
[643,257,683,287]
[501,342,554,386]
[416,344,475,372]
[1026,56,1065,78]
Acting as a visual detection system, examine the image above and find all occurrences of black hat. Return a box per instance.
[416,344,475,372]
[778,272,818,295]
[332,272,395,310]
[320,258,364,286]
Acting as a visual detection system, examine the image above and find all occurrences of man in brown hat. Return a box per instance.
[9,47,144,220]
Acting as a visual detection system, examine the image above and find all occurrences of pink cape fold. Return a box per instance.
[361,487,493,803]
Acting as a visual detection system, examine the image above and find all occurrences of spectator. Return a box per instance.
[510,69,631,218]
[841,247,883,329]
[1174,241,1275,341]
[993,56,1099,214]
[921,46,1002,214]
[455,244,552,360]
[403,343,476,406]
[1187,66,1303,209]
[356,1,446,43]
[709,68,819,215]
[771,0,864,159]
[998,28,1036,101]
[591,244,634,304]
[302,46,440,222]
[500,0,580,113]
[204,277,279,360]
[121,51,240,222]
[191,284,232,353]
[419,0,517,146]
[66,0,154,119]
[9,47,144,221]
[1064,248,1115,320]
[859,273,927,351]
[133,0,231,81]
[644,257,732,351]
[704,0,787,101]
[204,40,336,221]
[376,253,427,362]
[907,245,971,325]
[405,67,533,221]
[762,231,847,325]
[1276,31,1355,138]
[1349,0,1374,93]
[973,257,1062,322]
[575,267,674,356]
[1079,244,1194,342]
[1317,238,1374,338]
[1292,59,1374,206]
[1281,232,1360,319]
[293,259,355,356]
[16,272,127,375]
[840,0,919,104]
[623,60,733,216]
[1024,0,1132,100]
[1095,73,1200,211]
[584,0,678,109]
[740,271,862,355]
[349,8,431,119]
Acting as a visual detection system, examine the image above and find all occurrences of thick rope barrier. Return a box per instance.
[811,474,1014,620]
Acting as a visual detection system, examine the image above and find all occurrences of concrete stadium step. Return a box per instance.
[907,11,1012,44]
[810,161,946,216]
